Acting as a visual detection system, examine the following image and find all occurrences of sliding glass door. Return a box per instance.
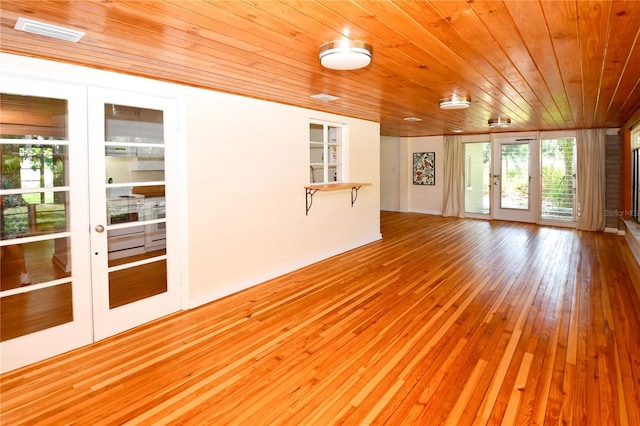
[464,142,491,217]
[540,136,577,224]
[464,134,577,226]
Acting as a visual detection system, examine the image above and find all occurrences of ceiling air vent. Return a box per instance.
[14,17,85,43]
[310,93,340,102]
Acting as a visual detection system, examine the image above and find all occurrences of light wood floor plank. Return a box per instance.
[1,212,639,424]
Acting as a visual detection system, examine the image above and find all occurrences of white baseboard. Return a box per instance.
[189,233,383,309]
[410,208,442,216]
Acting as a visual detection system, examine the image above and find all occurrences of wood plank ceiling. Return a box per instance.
[1,0,639,137]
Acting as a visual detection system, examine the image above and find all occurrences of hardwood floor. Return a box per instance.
[1,212,639,425]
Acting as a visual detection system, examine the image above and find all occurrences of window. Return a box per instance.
[309,121,343,184]
[540,137,576,221]
[632,127,640,221]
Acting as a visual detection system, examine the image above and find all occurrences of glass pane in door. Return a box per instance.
[500,143,530,210]
[1,188,73,337]
[464,142,490,214]
[1,282,72,341]
[1,94,73,341]
[103,104,167,309]
[109,259,167,309]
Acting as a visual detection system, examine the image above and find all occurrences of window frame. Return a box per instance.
[631,126,640,221]
[539,131,577,226]
[309,120,345,184]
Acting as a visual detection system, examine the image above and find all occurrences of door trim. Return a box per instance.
[491,133,539,223]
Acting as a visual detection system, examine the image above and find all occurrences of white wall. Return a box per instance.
[380,136,401,211]
[405,136,444,215]
[183,88,381,306]
[380,135,446,215]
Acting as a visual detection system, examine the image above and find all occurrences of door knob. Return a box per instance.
[95,224,105,233]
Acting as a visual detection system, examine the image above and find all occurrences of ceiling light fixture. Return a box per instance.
[403,117,423,122]
[439,94,471,110]
[14,17,85,42]
[319,39,373,70]
[488,117,511,128]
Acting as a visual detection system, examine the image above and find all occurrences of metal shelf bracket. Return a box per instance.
[351,185,362,207]
[305,187,319,216]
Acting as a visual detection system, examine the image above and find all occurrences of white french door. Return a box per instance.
[1,79,182,372]
[1,77,93,372]
[88,87,181,341]
[491,136,539,223]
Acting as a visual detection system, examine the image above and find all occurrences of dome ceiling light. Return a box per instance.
[488,117,511,128]
[439,93,471,110]
[319,39,373,70]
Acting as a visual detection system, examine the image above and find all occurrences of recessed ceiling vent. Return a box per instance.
[14,17,85,43]
[311,93,340,101]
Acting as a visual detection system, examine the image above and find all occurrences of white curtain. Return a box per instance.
[576,128,606,231]
[442,135,464,217]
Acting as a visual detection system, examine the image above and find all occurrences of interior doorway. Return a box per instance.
[1,78,182,373]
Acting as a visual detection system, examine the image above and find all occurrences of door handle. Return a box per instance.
[95,224,105,233]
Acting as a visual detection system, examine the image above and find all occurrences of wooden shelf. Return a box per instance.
[304,182,372,215]
[304,182,370,191]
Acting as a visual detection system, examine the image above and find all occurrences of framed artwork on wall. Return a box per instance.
[413,152,435,185]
